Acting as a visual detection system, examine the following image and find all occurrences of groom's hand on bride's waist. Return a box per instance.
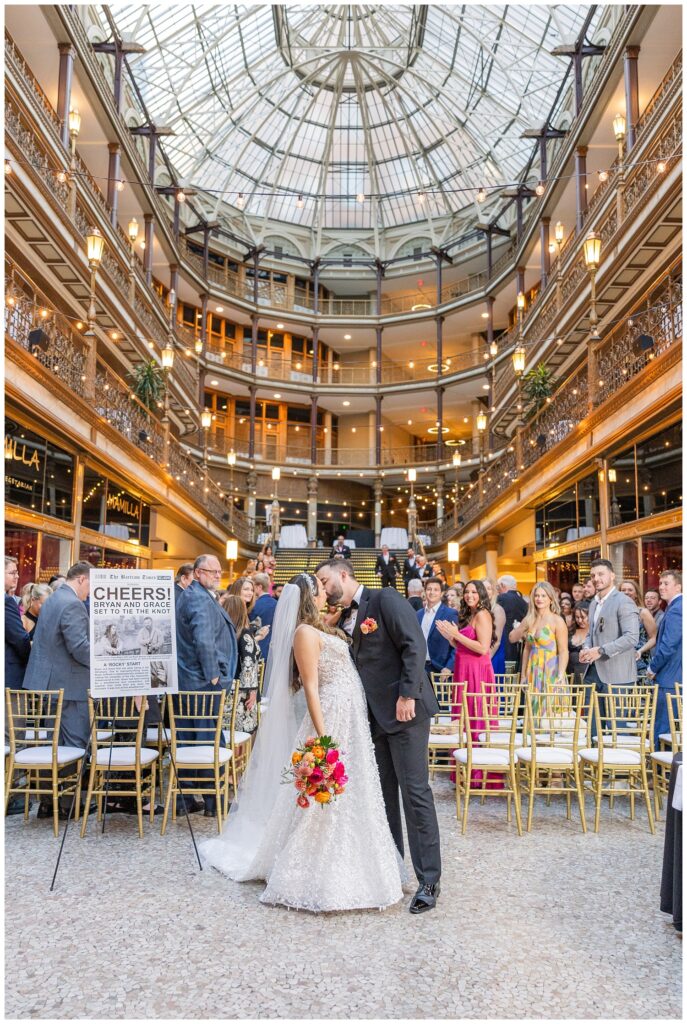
[396,696,416,722]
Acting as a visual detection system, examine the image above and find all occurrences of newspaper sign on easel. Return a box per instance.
[89,569,178,698]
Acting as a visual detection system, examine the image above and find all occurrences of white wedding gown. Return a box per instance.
[201,629,404,912]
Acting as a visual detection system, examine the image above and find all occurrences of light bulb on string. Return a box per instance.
[535,181,545,197]
[295,195,304,209]
[115,179,125,192]
[176,189,186,203]
[356,192,365,203]
[477,186,487,203]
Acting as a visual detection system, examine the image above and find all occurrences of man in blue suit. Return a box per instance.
[5,557,31,815]
[249,572,276,660]
[417,578,458,677]
[647,570,682,748]
[175,553,238,815]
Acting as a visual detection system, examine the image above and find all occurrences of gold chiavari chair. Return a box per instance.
[428,674,461,779]
[255,661,266,726]
[222,680,255,803]
[594,683,657,812]
[161,691,230,835]
[5,689,85,836]
[650,690,682,820]
[453,684,522,835]
[516,686,587,833]
[658,683,682,753]
[80,696,158,838]
[579,687,655,833]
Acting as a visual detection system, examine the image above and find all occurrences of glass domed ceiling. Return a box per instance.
[102,4,601,232]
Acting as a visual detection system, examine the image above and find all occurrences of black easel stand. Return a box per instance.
[50,714,202,891]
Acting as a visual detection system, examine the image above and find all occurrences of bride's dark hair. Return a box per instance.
[287,573,347,691]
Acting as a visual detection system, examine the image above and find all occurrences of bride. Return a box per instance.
[200,573,404,912]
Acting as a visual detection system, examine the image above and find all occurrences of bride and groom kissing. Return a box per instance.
[201,558,442,914]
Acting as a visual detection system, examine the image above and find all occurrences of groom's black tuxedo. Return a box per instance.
[351,586,439,732]
[351,586,441,887]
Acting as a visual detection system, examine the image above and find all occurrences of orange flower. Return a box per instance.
[291,751,303,765]
[311,745,325,760]
[314,791,331,804]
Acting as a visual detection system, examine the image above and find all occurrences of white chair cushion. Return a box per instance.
[145,727,171,742]
[95,747,158,766]
[428,733,462,746]
[477,732,523,746]
[600,735,650,749]
[453,747,510,765]
[659,733,674,746]
[579,747,642,765]
[14,745,85,765]
[175,746,232,764]
[222,730,252,746]
[97,730,114,741]
[516,747,574,765]
[650,751,674,766]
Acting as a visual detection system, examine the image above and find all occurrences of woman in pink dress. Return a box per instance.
[436,580,499,785]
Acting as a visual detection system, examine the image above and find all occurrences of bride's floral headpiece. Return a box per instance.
[299,572,318,596]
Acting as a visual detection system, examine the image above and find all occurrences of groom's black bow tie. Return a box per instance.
[341,598,359,619]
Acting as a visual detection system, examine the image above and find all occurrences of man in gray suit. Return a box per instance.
[579,558,640,736]
[23,560,91,817]
[175,553,238,816]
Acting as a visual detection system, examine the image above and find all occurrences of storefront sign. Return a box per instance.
[90,568,178,698]
[5,436,41,472]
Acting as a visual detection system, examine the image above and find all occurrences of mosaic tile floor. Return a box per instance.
[5,780,681,1019]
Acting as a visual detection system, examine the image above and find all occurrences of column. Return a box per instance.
[575,146,588,234]
[624,46,640,152]
[113,47,124,113]
[376,260,384,315]
[250,313,258,375]
[538,135,548,183]
[516,266,525,298]
[57,43,75,150]
[540,217,550,289]
[173,201,181,243]
[436,474,445,527]
[597,462,610,559]
[368,412,376,464]
[515,194,524,243]
[373,476,383,546]
[471,399,481,457]
[435,314,443,371]
[310,395,318,464]
[435,252,443,305]
[323,412,332,465]
[143,213,154,286]
[311,327,319,384]
[106,143,121,227]
[246,469,257,531]
[169,264,179,317]
[486,296,494,348]
[199,293,208,404]
[375,327,383,384]
[307,476,318,544]
[437,385,444,462]
[248,385,257,459]
[147,131,157,188]
[485,227,493,279]
[485,534,499,579]
[375,396,382,466]
[312,260,320,314]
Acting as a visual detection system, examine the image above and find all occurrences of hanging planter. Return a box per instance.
[129,359,164,412]
[522,363,555,418]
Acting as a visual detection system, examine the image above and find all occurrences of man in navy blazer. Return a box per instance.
[249,572,276,660]
[5,557,31,694]
[175,553,238,815]
[647,571,682,747]
[417,578,458,676]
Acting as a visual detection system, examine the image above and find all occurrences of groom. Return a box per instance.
[316,558,441,913]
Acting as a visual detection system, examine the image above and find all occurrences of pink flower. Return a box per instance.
[310,767,324,783]
[325,749,339,764]
[304,737,317,747]
[297,795,310,808]
[301,764,313,777]
[295,779,306,792]
[332,762,346,782]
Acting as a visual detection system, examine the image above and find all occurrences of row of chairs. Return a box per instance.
[5,682,257,837]
[428,676,682,837]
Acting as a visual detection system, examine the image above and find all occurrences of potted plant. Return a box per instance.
[129,359,164,412]
[522,363,555,418]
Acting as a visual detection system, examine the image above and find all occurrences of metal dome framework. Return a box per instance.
[101,4,602,250]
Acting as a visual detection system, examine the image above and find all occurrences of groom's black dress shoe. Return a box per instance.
[409,882,440,914]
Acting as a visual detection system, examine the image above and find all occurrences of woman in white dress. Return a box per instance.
[200,573,403,912]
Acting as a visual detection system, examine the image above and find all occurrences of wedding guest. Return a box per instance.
[221,595,261,736]
[559,594,574,629]
[482,577,507,677]
[228,576,255,614]
[330,534,351,559]
[5,557,32,814]
[644,588,665,628]
[443,587,461,610]
[579,558,640,737]
[619,580,657,675]
[375,545,399,588]
[568,601,590,683]
[175,554,238,817]
[402,546,418,594]
[419,578,457,677]
[48,573,66,590]
[497,574,528,668]
[436,580,497,785]
[249,573,276,659]
[415,554,433,582]
[23,561,92,818]
[519,582,569,710]
[272,583,284,601]
[647,571,682,748]
[174,563,194,601]
[582,578,596,599]
[244,559,257,577]
[571,582,585,603]
[407,578,424,612]
[21,583,52,635]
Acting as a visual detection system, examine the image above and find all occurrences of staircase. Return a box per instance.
[272,549,406,592]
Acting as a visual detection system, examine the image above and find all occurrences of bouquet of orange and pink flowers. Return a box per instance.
[283,735,348,808]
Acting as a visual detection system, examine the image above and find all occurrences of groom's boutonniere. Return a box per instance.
[360,617,378,635]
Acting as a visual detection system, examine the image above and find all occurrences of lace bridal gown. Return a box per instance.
[201,627,404,912]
